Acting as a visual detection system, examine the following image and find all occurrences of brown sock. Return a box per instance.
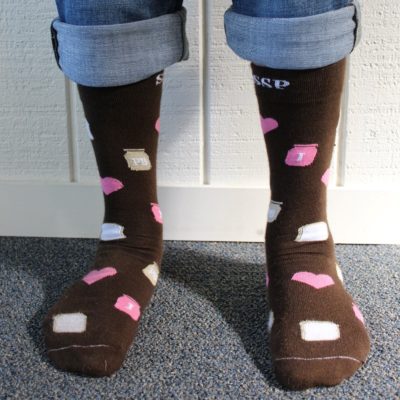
[251,58,370,389]
[43,71,164,376]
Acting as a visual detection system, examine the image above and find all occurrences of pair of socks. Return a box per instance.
[43,58,370,389]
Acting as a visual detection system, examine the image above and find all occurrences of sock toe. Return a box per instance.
[274,357,364,390]
[47,344,124,377]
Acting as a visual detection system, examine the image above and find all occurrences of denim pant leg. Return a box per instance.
[224,0,362,69]
[51,1,189,86]
[55,0,183,25]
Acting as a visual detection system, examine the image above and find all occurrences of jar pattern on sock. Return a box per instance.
[82,267,118,285]
[285,144,319,167]
[100,223,126,241]
[142,262,160,286]
[85,119,94,141]
[52,312,87,333]
[151,202,163,224]
[101,177,124,195]
[124,148,152,171]
[114,294,141,321]
[294,221,329,242]
[155,117,161,134]
[267,200,283,222]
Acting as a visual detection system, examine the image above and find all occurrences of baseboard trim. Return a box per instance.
[0,181,399,244]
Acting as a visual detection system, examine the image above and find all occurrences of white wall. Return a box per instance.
[0,1,399,243]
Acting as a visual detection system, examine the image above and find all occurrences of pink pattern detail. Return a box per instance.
[260,116,279,134]
[321,168,330,186]
[114,294,141,321]
[266,272,270,287]
[151,202,163,224]
[352,303,365,324]
[155,117,160,134]
[101,177,124,195]
[82,267,117,285]
[285,144,318,167]
[292,271,335,289]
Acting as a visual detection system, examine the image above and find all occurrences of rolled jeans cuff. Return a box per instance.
[50,7,190,87]
[224,0,362,69]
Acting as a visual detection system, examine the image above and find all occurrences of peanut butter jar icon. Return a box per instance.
[123,148,152,171]
[285,144,318,167]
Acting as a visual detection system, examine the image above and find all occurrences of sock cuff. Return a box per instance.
[250,58,347,104]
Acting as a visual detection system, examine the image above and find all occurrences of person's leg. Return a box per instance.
[50,0,189,86]
[43,1,187,376]
[55,0,183,25]
[225,0,361,70]
[224,0,369,390]
[232,0,350,17]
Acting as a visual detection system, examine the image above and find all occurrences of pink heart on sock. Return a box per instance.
[291,271,335,289]
[285,144,318,167]
[260,116,279,134]
[155,117,160,134]
[101,177,124,195]
[352,303,365,324]
[82,267,117,285]
[151,202,163,224]
[114,294,141,321]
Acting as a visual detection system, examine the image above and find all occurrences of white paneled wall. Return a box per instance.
[345,1,400,186]
[0,1,70,181]
[208,1,270,186]
[0,1,399,243]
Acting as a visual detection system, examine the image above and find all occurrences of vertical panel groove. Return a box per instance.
[336,56,350,187]
[200,0,210,185]
[65,78,80,183]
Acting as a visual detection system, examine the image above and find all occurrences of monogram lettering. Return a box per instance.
[253,75,290,90]
[156,73,164,86]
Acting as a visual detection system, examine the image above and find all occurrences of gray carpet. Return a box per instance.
[0,237,399,399]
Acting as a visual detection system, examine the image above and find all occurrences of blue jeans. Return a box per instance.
[51,1,361,87]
